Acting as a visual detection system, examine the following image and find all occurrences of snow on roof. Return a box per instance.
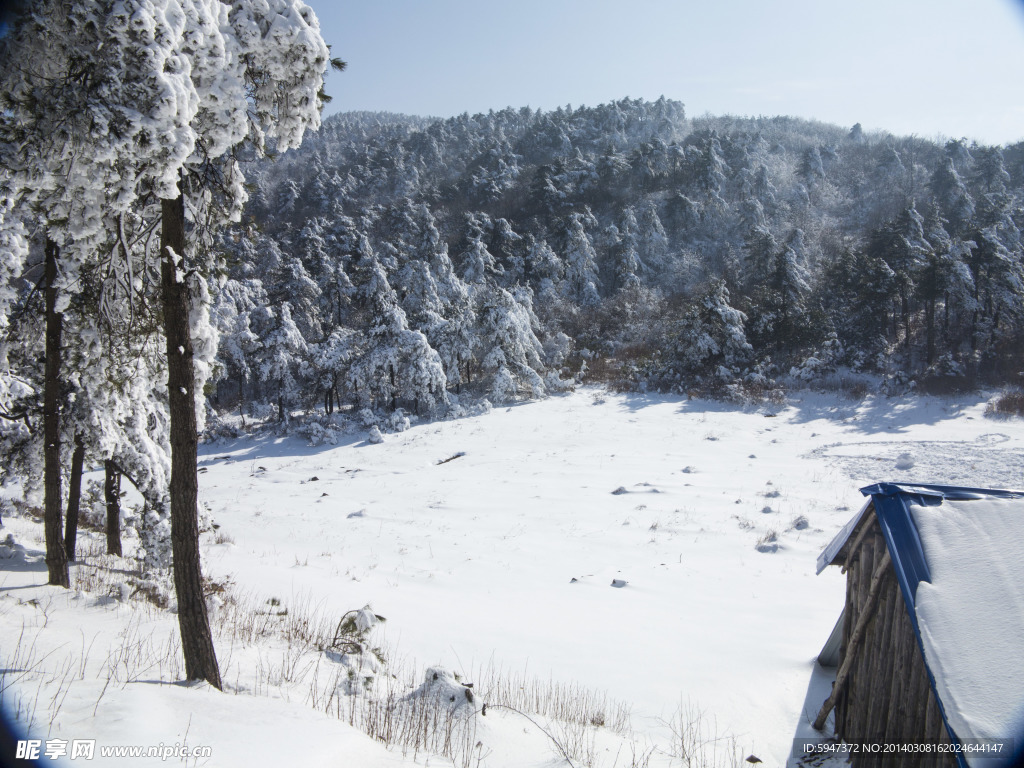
[911,497,1024,762]
[820,483,1024,767]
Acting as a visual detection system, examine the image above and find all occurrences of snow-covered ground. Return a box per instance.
[2,387,1023,768]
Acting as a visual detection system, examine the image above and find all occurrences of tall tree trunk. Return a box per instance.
[43,237,70,588]
[161,192,222,690]
[237,371,246,428]
[943,290,950,342]
[105,460,122,557]
[924,298,935,367]
[64,434,85,562]
[901,290,911,354]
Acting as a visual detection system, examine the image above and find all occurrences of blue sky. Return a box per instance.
[310,0,1024,145]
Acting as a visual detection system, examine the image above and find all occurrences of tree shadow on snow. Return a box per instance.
[0,551,48,576]
[605,387,988,435]
[781,391,988,435]
[198,429,366,464]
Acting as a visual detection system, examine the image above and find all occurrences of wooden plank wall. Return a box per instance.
[832,511,956,768]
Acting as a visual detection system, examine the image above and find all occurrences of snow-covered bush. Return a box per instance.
[248,402,278,422]
[789,333,842,382]
[387,409,411,432]
[490,366,518,404]
[325,607,387,695]
[544,369,575,393]
[298,419,342,446]
[81,479,107,529]
[136,500,172,574]
[543,331,574,368]
[203,412,246,441]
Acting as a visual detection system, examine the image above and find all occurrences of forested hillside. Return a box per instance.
[214,98,1024,420]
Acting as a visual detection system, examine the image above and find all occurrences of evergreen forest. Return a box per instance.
[212,98,1024,423]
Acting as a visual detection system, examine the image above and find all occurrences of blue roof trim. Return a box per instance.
[860,481,1024,502]
[849,483,1024,768]
[868,491,932,606]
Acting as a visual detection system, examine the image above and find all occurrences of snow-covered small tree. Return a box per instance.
[258,303,309,423]
[349,238,448,414]
[562,212,601,306]
[613,208,644,292]
[458,213,503,287]
[637,202,669,272]
[659,280,752,387]
[211,277,269,417]
[311,328,358,414]
[475,286,547,401]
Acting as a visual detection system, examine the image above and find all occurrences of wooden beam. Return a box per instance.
[841,513,876,574]
[814,549,892,732]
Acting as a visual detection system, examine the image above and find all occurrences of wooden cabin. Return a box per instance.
[815,483,1024,768]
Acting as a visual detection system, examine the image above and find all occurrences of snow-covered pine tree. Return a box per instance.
[406,206,475,391]
[459,213,503,287]
[156,0,330,688]
[257,303,309,423]
[349,237,448,414]
[613,207,644,292]
[474,286,547,402]
[562,211,601,306]
[660,280,752,388]
[2,0,331,684]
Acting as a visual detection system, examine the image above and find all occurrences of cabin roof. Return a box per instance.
[819,483,1024,764]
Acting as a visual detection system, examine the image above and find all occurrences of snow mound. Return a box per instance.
[895,452,915,470]
[755,530,780,553]
[405,667,476,712]
[367,426,384,444]
[0,532,23,560]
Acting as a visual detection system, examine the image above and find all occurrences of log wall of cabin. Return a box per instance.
[831,509,955,768]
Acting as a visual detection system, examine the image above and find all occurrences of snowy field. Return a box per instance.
[2,387,1023,768]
